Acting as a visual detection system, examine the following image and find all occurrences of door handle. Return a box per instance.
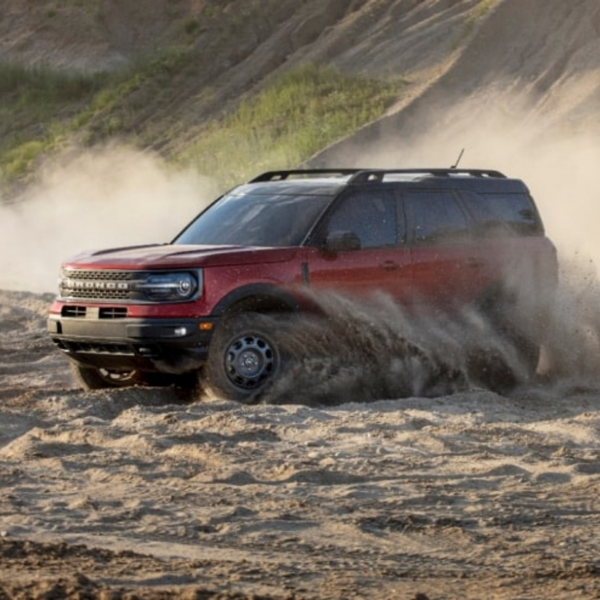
[464,257,482,268]
[379,260,399,271]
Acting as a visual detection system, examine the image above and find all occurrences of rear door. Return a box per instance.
[403,189,486,307]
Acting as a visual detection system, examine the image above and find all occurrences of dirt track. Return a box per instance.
[2,289,600,599]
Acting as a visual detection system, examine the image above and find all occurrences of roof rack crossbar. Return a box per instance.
[348,168,506,183]
[249,169,361,182]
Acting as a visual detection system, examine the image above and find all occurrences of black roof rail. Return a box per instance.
[249,169,361,182]
[348,168,507,183]
[248,168,507,184]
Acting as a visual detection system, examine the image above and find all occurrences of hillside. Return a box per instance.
[3,0,599,167]
[0,0,487,184]
[314,0,600,164]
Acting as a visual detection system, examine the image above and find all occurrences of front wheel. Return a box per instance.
[205,312,284,402]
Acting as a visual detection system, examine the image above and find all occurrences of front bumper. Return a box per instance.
[48,314,217,373]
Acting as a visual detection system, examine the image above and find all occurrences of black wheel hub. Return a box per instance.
[224,333,276,390]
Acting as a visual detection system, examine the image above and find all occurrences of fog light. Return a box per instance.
[173,327,188,337]
[138,346,156,356]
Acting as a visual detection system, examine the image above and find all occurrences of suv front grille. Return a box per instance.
[67,270,133,280]
[59,269,141,302]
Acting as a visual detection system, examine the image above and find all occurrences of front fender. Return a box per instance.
[211,283,302,316]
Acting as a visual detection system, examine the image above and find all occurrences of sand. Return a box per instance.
[1,289,600,599]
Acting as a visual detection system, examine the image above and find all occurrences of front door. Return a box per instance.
[303,189,412,302]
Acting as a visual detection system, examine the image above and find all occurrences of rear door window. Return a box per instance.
[404,191,471,245]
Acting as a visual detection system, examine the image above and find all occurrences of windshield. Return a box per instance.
[174,191,333,247]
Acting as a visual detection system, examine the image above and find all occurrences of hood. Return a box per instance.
[62,243,300,270]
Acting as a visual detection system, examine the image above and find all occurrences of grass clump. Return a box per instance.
[2,139,53,179]
[183,64,405,188]
[0,62,106,106]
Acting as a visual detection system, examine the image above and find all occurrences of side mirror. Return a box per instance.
[323,230,362,252]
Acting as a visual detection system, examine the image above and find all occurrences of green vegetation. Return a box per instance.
[182,64,405,188]
[0,56,404,190]
[0,62,106,106]
[0,47,193,182]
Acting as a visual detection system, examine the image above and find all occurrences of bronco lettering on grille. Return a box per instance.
[65,280,130,291]
[59,269,140,302]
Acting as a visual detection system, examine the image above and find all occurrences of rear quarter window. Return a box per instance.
[461,191,543,236]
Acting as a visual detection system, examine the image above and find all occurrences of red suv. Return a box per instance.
[47,168,558,401]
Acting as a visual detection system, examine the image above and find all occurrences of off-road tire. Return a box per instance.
[205,312,284,402]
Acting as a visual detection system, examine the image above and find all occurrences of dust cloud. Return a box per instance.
[256,278,600,405]
[0,144,217,293]
[343,94,600,270]
[311,93,600,393]
[427,110,600,386]
[258,290,532,406]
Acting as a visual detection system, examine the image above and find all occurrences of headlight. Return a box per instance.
[137,271,201,302]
